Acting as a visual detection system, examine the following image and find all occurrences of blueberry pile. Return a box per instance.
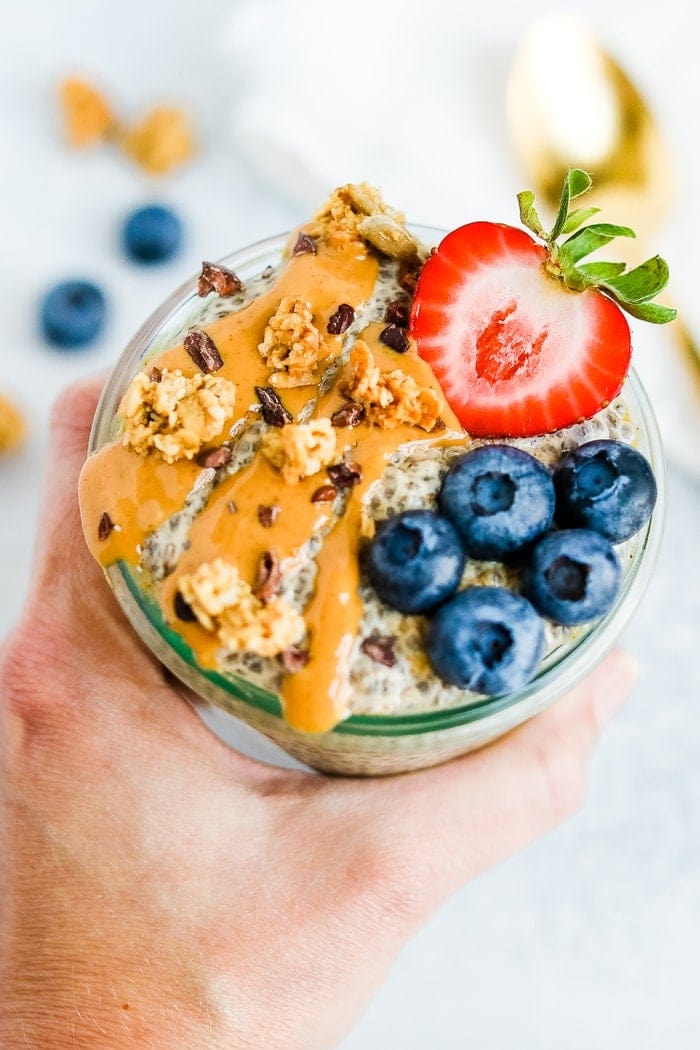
[365,440,656,697]
[40,204,183,350]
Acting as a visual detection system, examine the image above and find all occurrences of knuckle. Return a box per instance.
[49,377,102,446]
[533,732,588,822]
[348,832,431,932]
[0,618,74,725]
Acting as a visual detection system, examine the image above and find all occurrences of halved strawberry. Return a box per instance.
[410,171,675,438]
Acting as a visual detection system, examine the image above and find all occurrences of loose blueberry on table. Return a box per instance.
[40,279,107,348]
[122,204,183,264]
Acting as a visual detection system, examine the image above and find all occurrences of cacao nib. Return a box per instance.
[292,232,317,256]
[385,299,410,327]
[311,484,338,504]
[326,461,361,489]
[281,647,311,672]
[184,329,224,373]
[252,550,282,602]
[330,401,365,428]
[97,512,115,541]
[379,324,409,353]
[196,445,232,469]
[255,386,293,427]
[258,504,280,528]
[327,303,355,335]
[361,634,397,668]
[174,592,197,622]
[197,262,243,298]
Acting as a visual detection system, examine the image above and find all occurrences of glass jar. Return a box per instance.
[88,227,665,776]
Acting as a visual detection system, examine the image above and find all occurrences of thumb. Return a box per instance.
[28,373,107,598]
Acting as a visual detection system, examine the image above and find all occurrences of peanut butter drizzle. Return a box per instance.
[79,231,472,735]
[279,325,465,733]
[79,442,200,565]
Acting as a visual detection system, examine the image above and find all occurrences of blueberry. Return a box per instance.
[554,439,657,544]
[122,204,183,264]
[40,280,106,348]
[523,529,622,626]
[438,444,555,560]
[365,510,466,613]
[426,587,544,695]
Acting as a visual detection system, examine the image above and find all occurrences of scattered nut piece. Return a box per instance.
[254,386,293,427]
[330,401,365,428]
[178,558,305,658]
[361,634,397,668]
[198,262,243,298]
[327,303,355,335]
[0,394,27,454]
[121,106,194,175]
[184,329,224,373]
[149,365,163,383]
[261,419,336,485]
[227,500,238,514]
[258,297,329,388]
[257,504,280,528]
[291,232,317,256]
[346,341,441,431]
[60,78,116,147]
[312,183,420,260]
[119,368,236,463]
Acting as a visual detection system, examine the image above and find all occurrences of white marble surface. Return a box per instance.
[1,1,699,1047]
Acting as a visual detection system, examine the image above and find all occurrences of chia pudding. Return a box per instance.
[79,182,661,749]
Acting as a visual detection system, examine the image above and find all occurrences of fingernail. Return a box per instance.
[592,649,639,726]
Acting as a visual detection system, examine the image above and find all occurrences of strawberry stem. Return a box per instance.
[517,169,677,325]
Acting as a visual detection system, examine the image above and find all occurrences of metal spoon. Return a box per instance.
[506,14,700,382]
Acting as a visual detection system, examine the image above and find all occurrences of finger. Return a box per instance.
[339,650,637,909]
[29,373,107,591]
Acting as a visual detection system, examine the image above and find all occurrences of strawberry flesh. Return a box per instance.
[410,222,632,437]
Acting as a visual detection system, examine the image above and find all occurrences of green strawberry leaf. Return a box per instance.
[576,261,627,282]
[567,168,593,199]
[610,298,677,324]
[515,170,676,326]
[601,255,669,304]
[517,190,545,238]
[548,170,594,243]
[558,222,636,266]
[561,206,601,235]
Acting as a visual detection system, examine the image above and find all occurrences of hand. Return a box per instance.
[0,377,637,1050]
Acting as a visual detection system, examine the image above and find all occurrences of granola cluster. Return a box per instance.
[178,558,305,657]
[312,183,419,260]
[119,368,236,463]
[261,419,337,484]
[258,297,329,387]
[0,394,26,454]
[121,106,195,175]
[60,78,116,147]
[346,341,441,431]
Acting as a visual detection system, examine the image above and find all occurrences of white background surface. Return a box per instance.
[1,2,699,1047]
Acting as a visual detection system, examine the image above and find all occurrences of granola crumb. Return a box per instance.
[312,183,419,260]
[178,558,305,658]
[261,418,337,484]
[346,341,441,431]
[119,368,236,463]
[258,297,329,388]
[121,106,195,175]
[60,77,116,147]
[0,394,26,454]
